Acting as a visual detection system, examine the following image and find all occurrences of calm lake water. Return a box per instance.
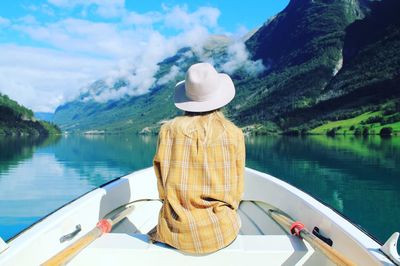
[0,134,399,250]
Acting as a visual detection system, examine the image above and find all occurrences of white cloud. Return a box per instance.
[13,18,139,58]
[86,28,211,103]
[185,32,265,76]
[123,11,162,26]
[0,16,10,27]
[164,5,220,30]
[1,4,230,110]
[0,45,114,112]
[48,0,125,18]
[24,4,55,17]
[16,15,39,24]
[157,65,181,86]
[220,41,266,75]
[94,1,125,18]
[74,8,216,104]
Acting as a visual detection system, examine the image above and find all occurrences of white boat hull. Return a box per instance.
[0,167,395,265]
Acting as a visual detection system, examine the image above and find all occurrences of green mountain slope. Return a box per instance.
[322,0,400,103]
[234,0,363,127]
[0,93,61,136]
[246,0,360,71]
[279,0,400,134]
[53,0,400,136]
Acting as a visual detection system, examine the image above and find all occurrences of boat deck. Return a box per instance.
[69,200,325,266]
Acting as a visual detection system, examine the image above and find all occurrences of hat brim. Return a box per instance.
[174,73,235,112]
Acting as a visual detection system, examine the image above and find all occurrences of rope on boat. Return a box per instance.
[41,199,161,266]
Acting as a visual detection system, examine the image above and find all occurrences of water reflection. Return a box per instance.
[0,135,59,174]
[0,134,156,241]
[245,135,400,246]
[0,134,399,249]
[0,135,62,241]
[48,134,157,186]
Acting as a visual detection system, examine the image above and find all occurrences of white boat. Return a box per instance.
[0,167,398,265]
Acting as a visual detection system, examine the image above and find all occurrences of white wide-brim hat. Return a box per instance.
[174,63,235,112]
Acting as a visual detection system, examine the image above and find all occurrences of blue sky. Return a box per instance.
[0,0,289,112]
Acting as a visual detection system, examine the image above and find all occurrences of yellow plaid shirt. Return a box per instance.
[152,116,245,254]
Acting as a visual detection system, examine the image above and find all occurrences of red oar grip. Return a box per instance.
[96,219,112,233]
[290,221,305,237]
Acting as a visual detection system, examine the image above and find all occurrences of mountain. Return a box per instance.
[35,112,55,122]
[0,93,61,136]
[234,0,375,129]
[53,0,400,136]
[276,0,400,134]
[52,39,241,134]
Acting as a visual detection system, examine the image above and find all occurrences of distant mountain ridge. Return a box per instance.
[35,112,55,122]
[53,0,400,135]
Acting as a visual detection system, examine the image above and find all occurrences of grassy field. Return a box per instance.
[310,111,400,135]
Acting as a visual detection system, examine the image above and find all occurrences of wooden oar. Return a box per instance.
[42,199,159,266]
[268,208,356,266]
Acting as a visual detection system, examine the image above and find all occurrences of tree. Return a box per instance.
[354,128,362,136]
[379,127,393,137]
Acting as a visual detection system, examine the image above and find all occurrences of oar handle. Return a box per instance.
[41,200,150,265]
[42,218,115,266]
[300,229,356,266]
[269,209,356,266]
[41,226,104,266]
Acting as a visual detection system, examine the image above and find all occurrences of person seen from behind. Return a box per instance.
[149,62,246,254]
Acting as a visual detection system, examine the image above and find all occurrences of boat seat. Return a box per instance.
[70,233,313,266]
[69,200,314,265]
[111,200,288,236]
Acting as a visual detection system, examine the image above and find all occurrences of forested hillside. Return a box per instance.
[277,0,400,135]
[0,93,61,136]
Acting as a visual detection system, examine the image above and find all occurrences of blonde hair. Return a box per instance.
[168,110,228,144]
